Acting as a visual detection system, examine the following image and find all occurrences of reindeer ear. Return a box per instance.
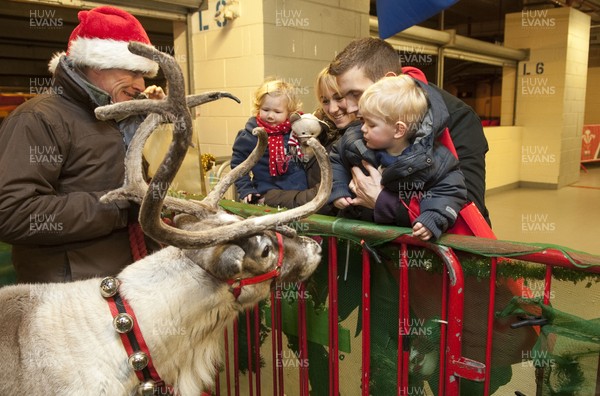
[290,112,301,124]
[183,243,244,280]
[212,245,245,279]
[173,214,200,229]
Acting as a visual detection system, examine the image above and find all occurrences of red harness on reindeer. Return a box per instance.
[106,232,285,395]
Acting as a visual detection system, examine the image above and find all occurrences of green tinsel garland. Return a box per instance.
[341,240,600,286]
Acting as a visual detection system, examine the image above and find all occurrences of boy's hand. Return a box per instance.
[333,197,352,210]
[412,222,433,241]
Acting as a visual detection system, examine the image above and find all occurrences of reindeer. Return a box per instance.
[0,43,332,396]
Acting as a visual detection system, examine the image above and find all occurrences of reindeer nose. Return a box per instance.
[305,236,322,253]
[277,236,321,284]
[304,237,322,265]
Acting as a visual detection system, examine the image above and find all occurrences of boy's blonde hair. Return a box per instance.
[359,75,428,138]
[252,78,302,115]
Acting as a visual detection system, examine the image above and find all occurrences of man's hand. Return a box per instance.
[412,222,433,241]
[349,161,383,209]
[144,85,166,100]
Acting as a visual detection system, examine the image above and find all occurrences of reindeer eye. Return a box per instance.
[261,245,271,258]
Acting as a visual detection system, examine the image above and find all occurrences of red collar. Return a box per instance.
[227,232,284,299]
[100,277,172,394]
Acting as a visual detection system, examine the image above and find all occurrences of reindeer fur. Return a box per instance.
[0,217,321,395]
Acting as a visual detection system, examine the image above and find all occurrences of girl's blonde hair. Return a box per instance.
[252,77,302,114]
[359,75,428,138]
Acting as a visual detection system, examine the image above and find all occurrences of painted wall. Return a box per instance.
[484,126,524,192]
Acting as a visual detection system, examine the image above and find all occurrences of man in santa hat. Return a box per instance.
[0,6,164,283]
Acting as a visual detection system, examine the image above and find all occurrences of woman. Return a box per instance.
[262,67,359,214]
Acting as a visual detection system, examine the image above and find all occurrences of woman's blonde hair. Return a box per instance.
[252,77,302,114]
[359,75,428,138]
[315,66,341,103]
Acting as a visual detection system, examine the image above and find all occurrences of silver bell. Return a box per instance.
[113,313,134,333]
[137,380,155,396]
[128,351,149,371]
[99,276,120,298]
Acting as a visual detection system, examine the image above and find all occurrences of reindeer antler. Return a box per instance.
[99,91,247,217]
[96,43,267,216]
[98,42,331,249]
[146,136,332,249]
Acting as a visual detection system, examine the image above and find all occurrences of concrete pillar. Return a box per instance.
[503,7,590,188]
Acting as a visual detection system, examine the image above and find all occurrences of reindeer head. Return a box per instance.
[95,43,331,303]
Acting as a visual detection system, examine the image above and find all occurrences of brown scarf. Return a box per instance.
[256,116,293,176]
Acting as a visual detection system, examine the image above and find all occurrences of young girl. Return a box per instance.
[260,67,360,212]
[231,78,308,204]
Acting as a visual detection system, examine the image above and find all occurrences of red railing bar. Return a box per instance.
[543,266,553,305]
[233,318,240,396]
[276,285,284,396]
[270,291,278,396]
[401,244,410,390]
[483,257,498,396]
[443,243,465,395]
[519,252,600,273]
[389,235,600,274]
[397,247,403,395]
[440,245,486,393]
[397,243,410,395]
[328,237,339,396]
[245,310,254,396]
[253,306,261,396]
[438,263,449,396]
[361,246,371,396]
[498,251,597,273]
[224,327,232,396]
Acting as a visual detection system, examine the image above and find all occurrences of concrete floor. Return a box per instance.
[486,163,600,256]
[486,162,600,395]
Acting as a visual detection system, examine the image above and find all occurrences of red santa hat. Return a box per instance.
[48,6,158,77]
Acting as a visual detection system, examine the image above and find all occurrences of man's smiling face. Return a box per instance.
[87,68,146,103]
